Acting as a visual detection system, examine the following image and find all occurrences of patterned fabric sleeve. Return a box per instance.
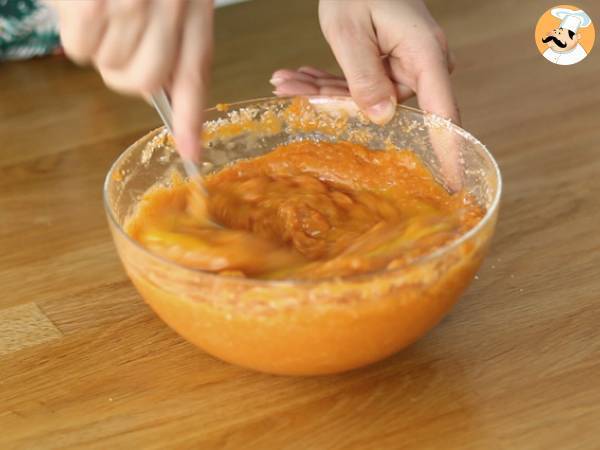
[0,0,60,60]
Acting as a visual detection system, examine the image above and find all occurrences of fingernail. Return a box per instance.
[269,75,285,86]
[366,97,396,125]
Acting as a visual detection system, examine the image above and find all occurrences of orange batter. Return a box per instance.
[127,140,485,280]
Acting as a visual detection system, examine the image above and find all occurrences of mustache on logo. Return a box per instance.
[542,35,567,48]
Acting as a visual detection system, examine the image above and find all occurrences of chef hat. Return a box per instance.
[551,8,592,33]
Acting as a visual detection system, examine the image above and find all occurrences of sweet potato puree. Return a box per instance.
[127,140,485,279]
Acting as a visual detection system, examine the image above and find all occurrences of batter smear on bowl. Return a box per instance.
[127,140,486,280]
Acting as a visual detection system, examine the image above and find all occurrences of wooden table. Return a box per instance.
[2,1,599,448]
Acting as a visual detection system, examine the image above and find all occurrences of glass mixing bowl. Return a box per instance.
[104,96,501,375]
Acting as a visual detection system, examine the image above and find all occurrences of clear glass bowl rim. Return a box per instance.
[103,96,502,287]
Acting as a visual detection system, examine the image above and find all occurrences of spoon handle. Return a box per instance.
[150,88,175,133]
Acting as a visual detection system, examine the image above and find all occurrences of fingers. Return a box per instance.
[434,32,455,73]
[415,50,460,125]
[314,0,461,191]
[381,57,415,103]
[55,0,188,95]
[52,1,107,64]
[270,67,350,96]
[171,0,214,162]
[269,67,415,103]
[319,5,397,125]
[329,40,397,124]
[271,68,346,86]
[95,0,148,70]
[99,0,186,94]
[415,49,462,191]
[52,0,213,162]
[297,66,340,79]
[273,79,350,96]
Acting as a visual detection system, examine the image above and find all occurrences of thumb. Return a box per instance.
[321,24,396,124]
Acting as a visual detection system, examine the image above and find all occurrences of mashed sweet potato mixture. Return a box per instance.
[126,140,485,280]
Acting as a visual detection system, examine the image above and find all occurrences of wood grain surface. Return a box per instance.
[1,1,600,449]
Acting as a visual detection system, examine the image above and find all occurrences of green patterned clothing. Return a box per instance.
[0,0,60,60]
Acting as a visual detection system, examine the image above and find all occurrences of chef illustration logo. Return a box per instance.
[535,5,595,65]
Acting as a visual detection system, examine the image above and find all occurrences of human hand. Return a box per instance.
[272,0,457,124]
[271,0,461,189]
[50,0,213,161]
